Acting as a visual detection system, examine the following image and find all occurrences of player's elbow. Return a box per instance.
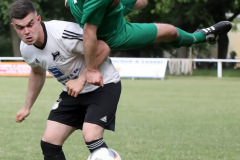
[96,40,110,59]
[84,23,98,36]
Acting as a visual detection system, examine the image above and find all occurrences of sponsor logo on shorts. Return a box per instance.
[100,116,107,123]
[52,98,62,110]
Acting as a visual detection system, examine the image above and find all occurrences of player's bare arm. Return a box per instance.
[83,22,103,87]
[16,67,46,123]
[66,40,110,97]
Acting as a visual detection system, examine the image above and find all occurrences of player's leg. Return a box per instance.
[108,21,232,50]
[82,82,121,153]
[82,123,107,153]
[153,23,179,43]
[41,120,75,160]
[133,0,148,10]
[122,0,148,16]
[153,23,205,47]
[171,21,232,47]
[41,92,87,160]
[154,21,232,47]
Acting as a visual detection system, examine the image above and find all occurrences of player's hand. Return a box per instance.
[86,69,104,87]
[16,107,30,123]
[66,77,86,97]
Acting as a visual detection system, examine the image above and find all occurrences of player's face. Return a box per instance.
[11,12,43,46]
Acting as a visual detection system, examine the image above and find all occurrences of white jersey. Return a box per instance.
[20,20,120,94]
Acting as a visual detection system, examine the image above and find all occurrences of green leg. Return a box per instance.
[169,28,206,48]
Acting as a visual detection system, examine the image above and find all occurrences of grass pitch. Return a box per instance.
[0,76,240,160]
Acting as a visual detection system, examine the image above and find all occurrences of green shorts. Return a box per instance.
[102,22,158,50]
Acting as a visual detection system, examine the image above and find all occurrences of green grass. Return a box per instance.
[192,68,240,77]
[1,76,240,160]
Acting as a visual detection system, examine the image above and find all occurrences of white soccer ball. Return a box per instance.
[87,148,121,160]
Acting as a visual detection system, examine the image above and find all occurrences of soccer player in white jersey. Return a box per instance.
[10,0,121,159]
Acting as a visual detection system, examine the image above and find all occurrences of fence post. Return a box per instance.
[217,61,222,78]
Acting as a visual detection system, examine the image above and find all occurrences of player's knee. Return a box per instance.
[83,131,104,143]
[167,25,179,40]
[155,24,178,42]
[40,140,66,160]
[83,133,97,143]
[82,123,104,143]
[134,0,148,10]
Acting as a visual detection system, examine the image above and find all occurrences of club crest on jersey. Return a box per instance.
[35,58,40,64]
[52,51,66,63]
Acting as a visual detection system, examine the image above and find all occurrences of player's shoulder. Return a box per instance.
[44,20,83,35]
[20,41,36,61]
[20,41,30,53]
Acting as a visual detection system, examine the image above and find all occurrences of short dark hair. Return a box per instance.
[9,0,36,19]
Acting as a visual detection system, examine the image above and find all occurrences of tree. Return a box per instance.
[0,0,75,57]
[0,0,15,56]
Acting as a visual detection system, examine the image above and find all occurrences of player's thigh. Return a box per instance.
[109,23,157,50]
[42,120,76,146]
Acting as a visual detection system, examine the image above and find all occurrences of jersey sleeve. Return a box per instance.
[61,23,84,55]
[20,42,39,68]
[81,0,109,26]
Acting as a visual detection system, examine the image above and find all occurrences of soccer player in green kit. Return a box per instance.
[66,0,232,86]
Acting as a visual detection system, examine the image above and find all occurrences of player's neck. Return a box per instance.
[34,25,45,48]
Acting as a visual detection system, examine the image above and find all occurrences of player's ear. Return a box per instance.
[37,15,41,22]
[10,21,15,29]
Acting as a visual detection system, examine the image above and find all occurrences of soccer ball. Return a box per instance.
[87,148,121,160]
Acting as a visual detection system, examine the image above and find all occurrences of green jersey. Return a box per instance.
[68,0,125,39]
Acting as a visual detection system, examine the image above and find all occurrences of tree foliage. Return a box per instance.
[0,0,75,56]
[0,0,75,27]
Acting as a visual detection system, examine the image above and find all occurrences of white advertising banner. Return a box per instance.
[0,58,168,79]
[0,62,52,77]
[111,58,168,79]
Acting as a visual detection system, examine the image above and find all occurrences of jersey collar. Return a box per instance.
[34,22,47,50]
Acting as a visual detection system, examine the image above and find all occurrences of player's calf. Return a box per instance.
[41,140,66,160]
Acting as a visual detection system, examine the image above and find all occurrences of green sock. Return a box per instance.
[169,28,206,48]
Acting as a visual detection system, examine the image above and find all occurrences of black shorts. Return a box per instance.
[48,82,121,131]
